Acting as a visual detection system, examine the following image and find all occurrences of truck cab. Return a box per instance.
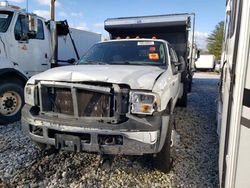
[0,4,51,76]
[0,3,51,124]
[22,38,185,172]
[0,2,101,124]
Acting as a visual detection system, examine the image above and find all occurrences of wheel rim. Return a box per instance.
[0,91,22,116]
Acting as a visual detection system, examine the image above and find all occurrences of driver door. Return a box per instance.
[8,14,50,78]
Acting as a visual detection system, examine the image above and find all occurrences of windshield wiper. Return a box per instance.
[81,60,107,65]
[110,61,134,65]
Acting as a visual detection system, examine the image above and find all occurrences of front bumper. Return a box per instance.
[22,105,167,155]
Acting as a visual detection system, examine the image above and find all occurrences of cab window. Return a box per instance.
[79,41,167,66]
[14,15,28,41]
[0,11,13,33]
[14,16,44,40]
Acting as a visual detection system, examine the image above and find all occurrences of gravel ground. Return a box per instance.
[0,72,220,188]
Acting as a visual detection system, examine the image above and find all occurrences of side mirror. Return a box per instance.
[175,56,186,73]
[16,33,29,41]
[27,31,37,39]
[172,61,185,75]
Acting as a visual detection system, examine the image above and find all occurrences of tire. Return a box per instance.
[154,116,175,173]
[0,81,24,125]
[177,83,188,107]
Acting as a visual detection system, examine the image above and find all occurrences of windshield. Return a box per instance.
[79,41,167,66]
[0,11,13,33]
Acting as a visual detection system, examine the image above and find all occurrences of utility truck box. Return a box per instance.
[195,54,215,70]
[0,2,101,124]
[58,28,101,65]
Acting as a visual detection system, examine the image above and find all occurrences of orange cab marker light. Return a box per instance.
[152,36,157,39]
[136,36,140,39]
[116,36,121,39]
[126,36,130,39]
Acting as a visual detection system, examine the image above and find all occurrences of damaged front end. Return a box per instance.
[22,81,165,155]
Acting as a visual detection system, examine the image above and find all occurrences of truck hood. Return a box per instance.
[28,65,165,90]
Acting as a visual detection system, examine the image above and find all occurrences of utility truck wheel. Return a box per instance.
[154,116,175,173]
[0,82,24,125]
[177,83,188,107]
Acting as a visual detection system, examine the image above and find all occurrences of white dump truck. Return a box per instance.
[0,2,101,124]
[218,0,250,187]
[22,14,194,173]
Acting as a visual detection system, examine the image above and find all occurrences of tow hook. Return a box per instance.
[99,154,114,171]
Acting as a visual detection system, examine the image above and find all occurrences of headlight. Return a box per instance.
[130,92,160,115]
[25,85,38,106]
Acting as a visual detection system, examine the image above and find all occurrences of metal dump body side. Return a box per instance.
[104,14,191,60]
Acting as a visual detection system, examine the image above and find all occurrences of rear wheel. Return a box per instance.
[154,116,175,173]
[0,82,24,125]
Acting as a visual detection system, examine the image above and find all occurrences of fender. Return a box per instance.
[152,69,175,112]
[0,56,14,69]
[0,68,28,83]
[0,56,28,83]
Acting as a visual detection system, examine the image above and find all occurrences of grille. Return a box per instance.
[40,85,113,118]
[77,89,111,117]
[39,82,129,122]
[53,88,74,115]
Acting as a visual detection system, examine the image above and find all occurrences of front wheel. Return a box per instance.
[0,82,24,125]
[154,116,175,173]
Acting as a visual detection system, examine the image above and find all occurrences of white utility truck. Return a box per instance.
[0,2,101,124]
[22,14,193,173]
[195,54,215,70]
[218,0,250,187]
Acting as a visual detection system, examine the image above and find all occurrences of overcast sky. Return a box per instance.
[9,0,225,50]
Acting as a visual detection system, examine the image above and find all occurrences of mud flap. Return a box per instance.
[55,134,81,152]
